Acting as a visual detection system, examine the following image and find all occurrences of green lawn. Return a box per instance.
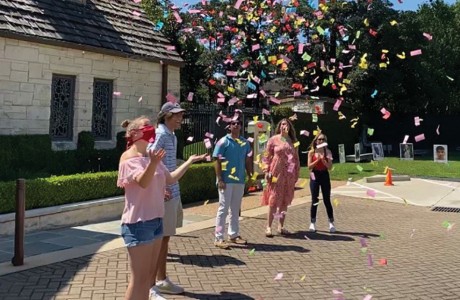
[299,157,460,181]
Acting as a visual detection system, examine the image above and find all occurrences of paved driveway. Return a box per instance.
[0,195,459,300]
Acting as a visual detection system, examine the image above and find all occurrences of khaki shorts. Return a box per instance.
[163,196,183,236]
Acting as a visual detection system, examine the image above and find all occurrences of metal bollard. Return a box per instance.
[12,179,25,266]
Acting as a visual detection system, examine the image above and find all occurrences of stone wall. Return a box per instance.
[0,37,180,149]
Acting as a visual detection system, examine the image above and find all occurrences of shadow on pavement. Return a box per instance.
[182,291,255,299]
[287,230,356,241]
[168,253,246,267]
[334,231,380,238]
[240,242,310,253]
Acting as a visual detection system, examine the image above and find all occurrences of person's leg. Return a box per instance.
[215,185,232,242]
[266,205,276,236]
[228,184,245,240]
[278,204,288,232]
[156,236,170,281]
[310,174,320,223]
[320,172,333,222]
[126,242,155,300]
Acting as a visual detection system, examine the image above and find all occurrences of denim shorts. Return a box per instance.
[121,218,163,248]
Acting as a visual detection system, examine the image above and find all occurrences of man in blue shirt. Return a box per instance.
[212,118,253,249]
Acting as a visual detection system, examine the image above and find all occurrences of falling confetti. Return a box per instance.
[274,273,283,280]
[203,199,209,205]
[249,248,256,255]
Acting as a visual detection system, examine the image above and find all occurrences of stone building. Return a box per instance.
[0,0,183,150]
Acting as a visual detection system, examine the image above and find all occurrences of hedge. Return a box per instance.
[0,163,218,215]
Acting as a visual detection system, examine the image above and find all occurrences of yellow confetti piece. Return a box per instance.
[251,172,259,181]
[253,115,259,122]
[221,161,228,171]
[363,18,369,27]
[390,20,398,26]
[293,141,300,148]
[333,198,339,207]
[298,179,308,188]
[397,52,406,59]
[300,275,306,281]
[228,174,239,181]
[271,176,278,183]
[203,200,209,205]
[313,130,318,136]
[384,166,389,174]
[249,248,256,255]
[231,167,236,175]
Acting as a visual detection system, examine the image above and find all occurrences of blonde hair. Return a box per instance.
[121,115,150,138]
[309,132,327,151]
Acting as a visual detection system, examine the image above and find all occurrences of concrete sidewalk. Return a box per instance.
[0,179,332,275]
[0,185,459,299]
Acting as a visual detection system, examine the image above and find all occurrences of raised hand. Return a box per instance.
[188,153,208,163]
[149,148,166,164]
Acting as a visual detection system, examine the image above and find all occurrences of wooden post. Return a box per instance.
[12,179,25,266]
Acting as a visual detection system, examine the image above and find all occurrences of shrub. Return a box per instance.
[178,163,217,205]
[0,164,218,214]
[0,172,123,214]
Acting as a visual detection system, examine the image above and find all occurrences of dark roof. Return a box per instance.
[0,0,183,65]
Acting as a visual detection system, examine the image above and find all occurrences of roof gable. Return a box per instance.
[0,0,183,64]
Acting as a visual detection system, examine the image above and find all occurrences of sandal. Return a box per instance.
[277,228,291,236]
[265,227,274,237]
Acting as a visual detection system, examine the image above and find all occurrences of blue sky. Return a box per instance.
[391,0,457,11]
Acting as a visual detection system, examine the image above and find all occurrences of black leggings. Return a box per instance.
[310,170,334,223]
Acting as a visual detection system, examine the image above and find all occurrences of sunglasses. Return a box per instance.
[231,121,242,126]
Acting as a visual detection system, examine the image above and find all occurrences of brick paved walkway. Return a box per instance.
[0,196,459,300]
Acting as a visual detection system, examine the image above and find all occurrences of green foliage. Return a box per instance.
[0,172,123,214]
[299,156,460,181]
[0,164,219,214]
[183,141,209,160]
[178,163,218,205]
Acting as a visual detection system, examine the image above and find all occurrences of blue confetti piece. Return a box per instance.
[371,90,378,98]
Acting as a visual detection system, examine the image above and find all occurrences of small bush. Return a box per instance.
[179,163,217,204]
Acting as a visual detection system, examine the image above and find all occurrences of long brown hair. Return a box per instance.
[275,118,297,143]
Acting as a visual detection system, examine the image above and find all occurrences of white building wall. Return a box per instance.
[0,37,177,150]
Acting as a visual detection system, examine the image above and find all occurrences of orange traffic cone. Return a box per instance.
[384,168,394,186]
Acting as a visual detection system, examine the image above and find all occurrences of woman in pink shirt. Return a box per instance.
[117,116,206,300]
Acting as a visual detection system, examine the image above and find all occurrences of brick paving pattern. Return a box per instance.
[1,196,459,300]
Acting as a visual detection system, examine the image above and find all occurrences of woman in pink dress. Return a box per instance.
[117,116,206,300]
[261,118,300,237]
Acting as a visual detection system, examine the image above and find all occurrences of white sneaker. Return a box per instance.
[309,223,316,232]
[156,277,184,295]
[329,222,336,233]
[150,286,167,300]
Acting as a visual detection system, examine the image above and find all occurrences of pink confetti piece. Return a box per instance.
[410,229,416,238]
[226,70,237,77]
[274,273,283,280]
[332,289,343,295]
[316,142,328,149]
[402,135,409,144]
[269,96,281,105]
[414,133,425,142]
[247,137,254,143]
[165,45,176,51]
[436,125,440,135]
[204,138,212,149]
[173,11,182,23]
[367,254,373,267]
[410,49,422,56]
[422,32,432,41]
[132,10,141,18]
[166,93,177,103]
[414,116,420,126]
[366,189,376,197]
[113,91,121,96]
[363,295,373,300]
[252,44,260,51]
[262,108,270,115]
[187,136,194,142]
[310,172,316,180]
[133,0,141,2]
[187,92,194,101]
[304,235,310,240]
[359,237,368,247]
[298,43,304,54]
[205,132,214,139]
[247,150,253,157]
[138,96,143,102]
[234,0,243,9]
[215,226,222,233]
[333,99,342,111]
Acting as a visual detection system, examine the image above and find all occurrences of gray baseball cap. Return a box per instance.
[159,102,185,115]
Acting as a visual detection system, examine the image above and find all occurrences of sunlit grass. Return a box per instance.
[300,157,460,181]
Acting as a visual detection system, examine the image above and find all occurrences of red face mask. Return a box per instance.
[126,125,155,149]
